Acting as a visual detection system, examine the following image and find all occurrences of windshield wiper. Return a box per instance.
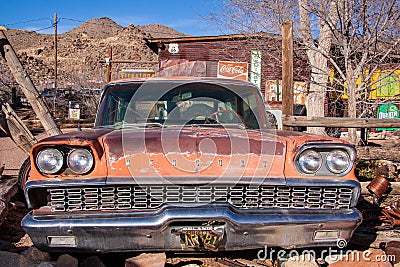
[187,123,247,130]
[99,122,164,129]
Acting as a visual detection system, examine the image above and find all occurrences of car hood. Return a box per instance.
[33,126,348,185]
[99,126,286,184]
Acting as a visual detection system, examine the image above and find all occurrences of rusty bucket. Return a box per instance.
[367,175,391,198]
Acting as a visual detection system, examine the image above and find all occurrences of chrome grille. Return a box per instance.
[48,185,355,212]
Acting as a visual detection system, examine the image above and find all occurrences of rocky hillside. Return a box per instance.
[0,17,186,95]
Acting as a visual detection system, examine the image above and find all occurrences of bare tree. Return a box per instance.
[207,0,400,143]
[298,0,339,135]
[207,0,338,135]
[327,0,400,143]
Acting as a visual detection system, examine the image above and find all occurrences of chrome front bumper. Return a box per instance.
[22,205,362,252]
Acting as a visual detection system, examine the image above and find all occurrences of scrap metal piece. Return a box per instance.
[367,175,391,205]
[385,241,400,264]
[215,258,248,267]
[377,207,400,229]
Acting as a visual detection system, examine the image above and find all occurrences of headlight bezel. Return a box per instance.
[67,148,94,175]
[35,146,95,175]
[35,148,64,174]
[297,149,323,174]
[326,149,351,174]
[295,144,355,176]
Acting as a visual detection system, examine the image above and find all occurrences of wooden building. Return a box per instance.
[147,33,310,102]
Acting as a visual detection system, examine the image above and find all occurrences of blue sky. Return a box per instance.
[0,0,222,36]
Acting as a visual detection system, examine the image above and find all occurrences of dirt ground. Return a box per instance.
[0,132,29,177]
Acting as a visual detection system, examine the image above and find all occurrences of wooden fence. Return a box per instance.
[283,115,400,128]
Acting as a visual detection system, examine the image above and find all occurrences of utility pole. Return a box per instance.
[53,13,58,116]
[282,21,294,131]
[106,47,112,83]
[54,12,58,89]
[0,28,62,136]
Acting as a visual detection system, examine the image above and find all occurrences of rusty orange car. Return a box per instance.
[21,77,362,252]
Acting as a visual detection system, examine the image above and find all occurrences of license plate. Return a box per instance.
[172,226,225,251]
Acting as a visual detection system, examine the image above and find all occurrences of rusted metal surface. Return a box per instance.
[378,205,400,229]
[215,257,248,267]
[27,126,356,183]
[367,175,391,198]
[386,241,400,264]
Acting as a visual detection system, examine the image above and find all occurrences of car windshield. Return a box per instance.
[95,81,269,130]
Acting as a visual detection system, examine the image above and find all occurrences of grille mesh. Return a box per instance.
[48,185,355,212]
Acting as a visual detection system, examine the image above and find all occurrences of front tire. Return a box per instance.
[18,157,30,189]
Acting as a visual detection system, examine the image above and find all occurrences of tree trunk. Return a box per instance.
[306,51,327,136]
[298,0,338,137]
[347,80,358,144]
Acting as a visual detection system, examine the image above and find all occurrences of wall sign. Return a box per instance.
[217,61,248,81]
[250,50,262,89]
[168,43,179,54]
[118,69,155,79]
[377,103,399,131]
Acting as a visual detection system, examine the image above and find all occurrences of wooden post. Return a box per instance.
[106,47,112,83]
[0,29,62,136]
[282,21,294,131]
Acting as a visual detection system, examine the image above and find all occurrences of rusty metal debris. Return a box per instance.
[377,203,400,229]
[385,241,400,264]
[215,258,272,267]
[367,175,391,198]
[215,258,248,267]
[367,175,391,205]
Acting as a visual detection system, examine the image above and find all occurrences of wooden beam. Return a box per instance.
[0,30,62,136]
[282,21,294,131]
[283,115,400,128]
[1,103,37,154]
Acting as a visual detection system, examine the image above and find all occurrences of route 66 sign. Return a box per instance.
[168,43,179,54]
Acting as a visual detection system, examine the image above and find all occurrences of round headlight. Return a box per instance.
[326,149,350,174]
[67,148,94,174]
[36,148,64,174]
[298,150,322,174]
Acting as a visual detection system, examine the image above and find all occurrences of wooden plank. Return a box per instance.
[2,103,37,154]
[283,115,400,128]
[357,146,400,162]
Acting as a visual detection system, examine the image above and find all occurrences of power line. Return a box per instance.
[35,25,54,33]
[4,17,50,26]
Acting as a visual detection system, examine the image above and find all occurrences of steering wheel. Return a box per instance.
[206,109,247,127]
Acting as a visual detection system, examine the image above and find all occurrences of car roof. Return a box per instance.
[108,76,258,88]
